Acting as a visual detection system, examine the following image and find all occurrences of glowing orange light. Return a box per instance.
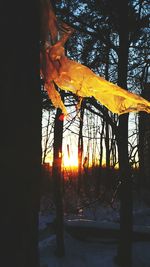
[63,152,78,168]
[40,1,150,116]
[43,43,150,116]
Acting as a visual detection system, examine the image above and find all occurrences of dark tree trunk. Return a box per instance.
[96,119,104,196]
[99,121,105,169]
[78,101,84,194]
[116,1,133,266]
[105,44,110,169]
[117,115,132,267]
[138,112,146,187]
[0,2,41,267]
[105,120,110,168]
[139,81,150,190]
[53,107,65,257]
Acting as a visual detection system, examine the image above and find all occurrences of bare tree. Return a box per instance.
[42,109,54,164]
[116,1,132,266]
[52,105,65,257]
[77,100,84,193]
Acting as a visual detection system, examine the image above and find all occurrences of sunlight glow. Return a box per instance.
[62,152,78,168]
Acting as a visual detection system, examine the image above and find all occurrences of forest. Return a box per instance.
[40,0,150,266]
[0,0,149,267]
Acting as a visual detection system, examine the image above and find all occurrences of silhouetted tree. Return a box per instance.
[52,105,65,257]
[116,1,132,266]
[78,100,84,193]
[0,1,41,267]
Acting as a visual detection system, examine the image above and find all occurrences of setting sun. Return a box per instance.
[62,152,78,168]
[44,144,79,168]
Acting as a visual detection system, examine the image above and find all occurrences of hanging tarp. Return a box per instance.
[40,0,150,115]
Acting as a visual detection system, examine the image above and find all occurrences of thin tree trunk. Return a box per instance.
[96,119,104,196]
[42,110,51,164]
[99,121,105,168]
[105,44,110,169]
[78,101,84,194]
[105,120,110,168]
[53,107,65,257]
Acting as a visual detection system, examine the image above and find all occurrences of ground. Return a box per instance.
[39,191,150,267]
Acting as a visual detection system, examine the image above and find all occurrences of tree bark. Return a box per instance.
[42,110,51,164]
[53,107,65,257]
[139,80,150,189]
[78,101,84,194]
[0,1,41,267]
[116,1,133,266]
[104,43,110,169]
[96,118,104,196]
[138,112,146,187]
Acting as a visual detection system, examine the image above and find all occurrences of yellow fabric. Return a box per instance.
[45,82,67,115]
[41,43,150,115]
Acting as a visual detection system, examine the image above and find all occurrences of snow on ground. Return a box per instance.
[40,232,118,267]
[39,231,150,267]
[39,211,55,231]
[39,197,150,267]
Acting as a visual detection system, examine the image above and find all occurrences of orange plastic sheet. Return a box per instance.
[40,0,150,115]
[40,0,58,43]
[41,43,150,115]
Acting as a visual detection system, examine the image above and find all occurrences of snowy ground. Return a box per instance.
[39,195,150,267]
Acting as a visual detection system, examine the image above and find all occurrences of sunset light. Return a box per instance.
[44,147,79,168]
[62,152,78,168]
[3,0,150,267]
